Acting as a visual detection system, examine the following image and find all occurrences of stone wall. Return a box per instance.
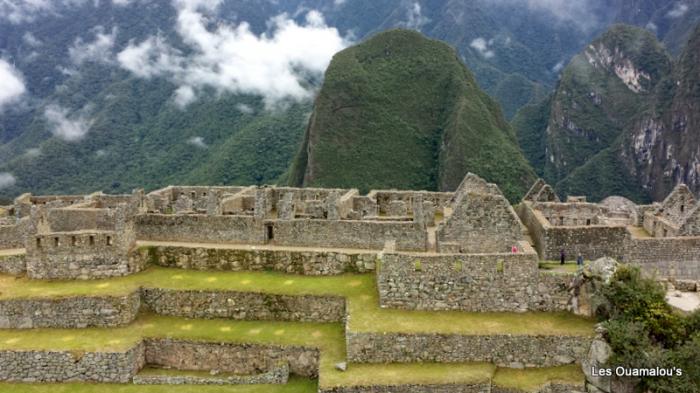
[271,219,427,251]
[140,243,377,275]
[46,208,116,232]
[144,338,319,377]
[136,214,264,244]
[491,383,585,393]
[531,202,604,227]
[437,191,523,254]
[0,252,26,275]
[0,292,140,329]
[345,331,591,368]
[0,217,29,248]
[517,202,628,261]
[626,236,700,279]
[25,232,144,279]
[377,250,570,312]
[0,342,145,382]
[141,288,345,322]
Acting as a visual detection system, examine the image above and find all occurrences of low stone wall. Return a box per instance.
[141,288,345,322]
[133,363,289,385]
[0,342,145,382]
[377,252,570,312]
[346,332,592,368]
[144,338,319,378]
[0,252,26,275]
[0,292,140,329]
[320,383,490,393]
[139,244,378,275]
[0,219,28,248]
[626,236,700,279]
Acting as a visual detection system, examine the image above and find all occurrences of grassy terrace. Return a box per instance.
[0,267,592,391]
[0,267,595,337]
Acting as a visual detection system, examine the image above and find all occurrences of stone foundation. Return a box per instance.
[346,331,591,368]
[144,338,319,378]
[320,383,490,393]
[132,363,289,385]
[377,252,571,312]
[141,288,345,322]
[139,244,378,275]
[0,342,145,383]
[0,292,140,329]
[0,252,26,276]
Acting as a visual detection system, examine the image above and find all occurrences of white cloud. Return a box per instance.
[402,1,429,31]
[0,173,16,189]
[24,147,41,157]
[173,85,196,108]
[470,37,495,59]
[0,59,26,110]
[69,26,118,65]
[333,0,346,5]
[187,136,207,148]
[117,3,348,108]
[483,0,600,31]
[235,103,254,114]
[44,104,93,142]
[22,32,41,47]
[645,21,658,33]
[667,2,688,18]
[551,61,564,73]
[0,0,89,23]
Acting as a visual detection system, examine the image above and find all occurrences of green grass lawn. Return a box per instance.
[538,261,586,274]
[493,364,585,392]
[0,376,317,393]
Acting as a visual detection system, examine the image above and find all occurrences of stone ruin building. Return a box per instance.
[0,173,697,392]
[519,179,700,280]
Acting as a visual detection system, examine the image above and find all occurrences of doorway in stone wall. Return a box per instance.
[265,223,274,243]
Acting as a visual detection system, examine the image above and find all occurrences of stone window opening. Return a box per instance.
[71,236,77,246]
[265,223,274,242]
[89,235,95,246]
[191,192,196,199]
[36,237,41,248]
[106,236,113,246]
[681,204,685,213]
[559,216,564,226]
[586,219,591,226]
[54,237,60,247]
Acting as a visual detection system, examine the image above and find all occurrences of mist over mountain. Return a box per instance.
[0,0,698,199]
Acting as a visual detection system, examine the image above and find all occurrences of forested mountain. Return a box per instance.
[514,23,700,202]
[0,0,698,200]
[289,29,536,201]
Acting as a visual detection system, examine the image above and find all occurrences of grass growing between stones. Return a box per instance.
[492,364,584,392]
[0,376,317,393]
[0,267,595,336]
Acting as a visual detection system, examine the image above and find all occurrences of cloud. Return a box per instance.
[235,103,254,114]
[0,173,16,189]
[0,0,89,23]
[645,21,658,33]
[69,26,118,65]
[187,136,207,148]
[400,1,429,31]
[470,37,495,59]
[667,2,688,18]
[551,60,565,73]
[0,59,26,110]
[44,104,93,142]
[22,32,41,47]
[24,147,41,158]
[117,3,348,108]
[482,0,600,31]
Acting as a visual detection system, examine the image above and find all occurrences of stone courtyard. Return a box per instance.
[0,173,698,392]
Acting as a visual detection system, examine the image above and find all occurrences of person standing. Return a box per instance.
[576,253,584,267]
[560,249,566,265]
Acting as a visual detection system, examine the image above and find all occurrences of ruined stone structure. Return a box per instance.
[1,172,696,392]
[519,180,700,280]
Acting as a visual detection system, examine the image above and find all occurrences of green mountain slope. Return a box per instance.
[515,22,700,202]
[289,29,536,201]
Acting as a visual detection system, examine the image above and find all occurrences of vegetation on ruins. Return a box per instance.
[598,266,700,392]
